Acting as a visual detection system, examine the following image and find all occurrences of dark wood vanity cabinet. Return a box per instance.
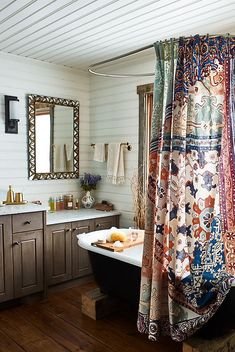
[94,216,119,231]
[12,212,44,298]
[46,223,72,286]
[72,220,93,279]
[46,215,119,286]
[0,211,45,304]
[0,211,120,302]
[0,216,13,302]
[13,230,44,298]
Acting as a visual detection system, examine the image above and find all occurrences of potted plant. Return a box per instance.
[80,173,101,208]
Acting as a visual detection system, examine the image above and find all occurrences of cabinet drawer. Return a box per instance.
[12,212,43,233]
[94,216,119,230]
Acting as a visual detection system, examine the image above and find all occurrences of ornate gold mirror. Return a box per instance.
[28,94,79,180]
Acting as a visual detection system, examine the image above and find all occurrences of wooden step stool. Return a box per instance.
[183,329,235,352]
[81,287,120,320]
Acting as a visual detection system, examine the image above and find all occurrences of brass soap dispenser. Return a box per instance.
[6,185,14,204]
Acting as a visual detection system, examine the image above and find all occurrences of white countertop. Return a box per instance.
[0,203,49,216]
[0,205,120,225]
[46,209,121,225]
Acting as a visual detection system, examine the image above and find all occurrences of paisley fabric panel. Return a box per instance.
[219,58,235,275]
[138,40,179,336]
[138,35,235,342]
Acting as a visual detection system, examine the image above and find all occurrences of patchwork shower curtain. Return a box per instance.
[137,35,235,342]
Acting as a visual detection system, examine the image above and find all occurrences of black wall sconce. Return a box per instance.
[5,95,20,134]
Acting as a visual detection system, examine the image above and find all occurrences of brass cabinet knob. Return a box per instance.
[66,229,71,232]
[13,241,21,246]
[96,223,101,228]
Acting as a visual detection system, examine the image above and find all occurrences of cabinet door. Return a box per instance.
[13,230,43,298]
[94,216,119,231]
[72,220,94,278]
[0,216,13,302]
[46,223,72,285]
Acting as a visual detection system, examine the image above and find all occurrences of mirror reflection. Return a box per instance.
[35,103,74,173]
[28,94,79,181]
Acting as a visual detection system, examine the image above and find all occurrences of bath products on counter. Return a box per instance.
[75,198,80,210]
[48,197,56,212]
[58,195,64,210]
[64,194,73,210]
[48,197,64,212]
[48,194,79,211]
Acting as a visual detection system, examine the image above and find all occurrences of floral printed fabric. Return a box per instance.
[219,58,235,275]
[137,35,235,342]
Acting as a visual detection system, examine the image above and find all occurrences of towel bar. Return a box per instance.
[90,142,132,151]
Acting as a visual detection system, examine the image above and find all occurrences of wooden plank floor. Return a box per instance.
[0,280,182,352]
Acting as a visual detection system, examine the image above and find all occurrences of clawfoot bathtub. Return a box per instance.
[77,228,142,307]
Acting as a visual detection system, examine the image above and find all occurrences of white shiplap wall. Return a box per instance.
[0,51,90,204]
[90,52,155,227]
[0,50,155,225]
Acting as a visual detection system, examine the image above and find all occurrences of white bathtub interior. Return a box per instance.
[77,228,143,267]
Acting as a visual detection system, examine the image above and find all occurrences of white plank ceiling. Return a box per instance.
[0,0,235,70]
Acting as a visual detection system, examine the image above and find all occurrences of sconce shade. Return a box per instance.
[9,99,19,120]
[5,95,20,134]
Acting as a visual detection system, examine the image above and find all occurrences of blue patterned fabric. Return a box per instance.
[137,35,235,342]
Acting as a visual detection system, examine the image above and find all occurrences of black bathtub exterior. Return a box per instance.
[88,251,141,308]
[88,250,235,337]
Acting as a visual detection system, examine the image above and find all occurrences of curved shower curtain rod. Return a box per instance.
[88,43,155,78]
[88,34,231,78]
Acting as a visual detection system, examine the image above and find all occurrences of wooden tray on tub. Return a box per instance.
[91,230,144,252]
[91,239,144,252]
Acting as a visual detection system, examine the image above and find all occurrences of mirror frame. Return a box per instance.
[28,94,79,180]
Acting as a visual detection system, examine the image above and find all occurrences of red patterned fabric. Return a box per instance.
[137,35,235,342]
[220,58,235,275]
